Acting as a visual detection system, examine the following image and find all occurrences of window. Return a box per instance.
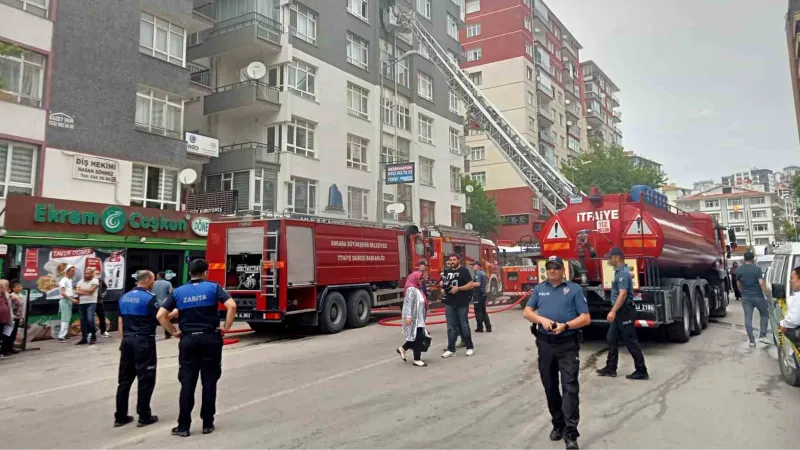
[131,164,179,210]
[286,176,317,214]
[469,71,483,85]
[525,43,533,57]
[470,146,485,161]
[554,27,561,39]
[449,89,460,114]
[450,166,462,192]
[205,171,250,212]
[0,140,36,197]
[253,168,277,212]
[135,86,183,139]
[419,157,434,186]
[347,0,368,21]
[0,46,45,107]
[418,114,434,144]
[447,14,459,39]
[755,238,771,246]
[417,41,431,60]
[470,171,486,185]
[546,40,554,53]
[524,16,532,31]
[752,210,768,219]
[3,0,48,17]
[416,0,431,19]
[417,71,433,100]
[466,0,480,13]
[346,134,369,171]
[396,57,410,87]
[287,117,316,157]
[420,199,436,226]
[449,127,461,155]
[466,23,481,38]
[290,2,317,45]
[704,200,719,208]
[139,13,185,66]
[381,135,411,165]
[347,187,369,220]
[567,136,580,153]
[754,224,769,232]
[346,32,369,70]
[447,50,460,63]
[709,213,720,222]
[729,211,744,221]
[287,59,316,100]
[728,198,744,206]
[396,95,411,130]
[751,196,766,205]
[527,91,535,106]
[466,48,482,62]
[468,128,483,136]
[346,82,370,119]
[526,66,534,81]
[528,116,535,130]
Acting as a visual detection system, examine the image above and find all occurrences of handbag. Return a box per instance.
[421,334,432,352]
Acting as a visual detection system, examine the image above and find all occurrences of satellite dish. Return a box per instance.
[245,61,267,80]
[464,223,474,231]
[386,203,406,214]
[178,168,197,185]
[465,185,475,193]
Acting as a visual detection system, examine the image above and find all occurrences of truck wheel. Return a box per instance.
[699,289,709,330]
[319,292,347,334]
[346,289,372,329]
[778,339,800,387]
[668,291,691,343]
[690,291,702,336]
[489,280,499,300]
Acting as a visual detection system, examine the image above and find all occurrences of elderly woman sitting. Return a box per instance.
[780,267,800,344]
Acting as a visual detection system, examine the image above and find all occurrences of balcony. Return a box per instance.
[219,142,281,166]
[610,92,620,107]
[585,91,601,102]
[539,130,556,147]
[612,109,622,123]
[566,102,580,119]
[613,125,622,137]
[563,62,577,80]
[536,81,554,101]
[537,106,555,125]
[188,63,213,96]
[533,12,550,33]
[179,0,215,33]
[567,123,582,138]
[586,108,604,124]
[187,12,282,61]
[203,80,282,117]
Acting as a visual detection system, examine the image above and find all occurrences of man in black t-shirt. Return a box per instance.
[441,254,476,358]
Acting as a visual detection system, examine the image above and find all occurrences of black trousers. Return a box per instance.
[605,304,647,372]
[402,327,426,360]
[115,335,157,421]
[473,297,491,331]
[536,332,581,438]
[1,319,19,354]
[96,301,107,334]
[178,331,223,430]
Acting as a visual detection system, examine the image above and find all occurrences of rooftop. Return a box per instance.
[581,60,620,92]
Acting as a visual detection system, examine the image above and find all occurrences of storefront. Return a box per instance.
[0,194,212,343]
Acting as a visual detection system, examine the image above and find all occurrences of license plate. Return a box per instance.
[235,312,253,319]
[635,303,655,312]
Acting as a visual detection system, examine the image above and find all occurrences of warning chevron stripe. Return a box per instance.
[208,263,226,270]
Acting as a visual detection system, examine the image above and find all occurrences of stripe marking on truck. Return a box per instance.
[209,263,226,270]
[634,320,657,328]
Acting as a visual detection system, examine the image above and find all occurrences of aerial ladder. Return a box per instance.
[387,7,579,214]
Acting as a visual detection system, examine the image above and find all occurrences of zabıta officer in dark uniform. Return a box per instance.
[157,259,237,437]
[523,256,590,450]
[114,270,160,428]
[596,247,649,380]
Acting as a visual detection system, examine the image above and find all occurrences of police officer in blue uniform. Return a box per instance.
[114,270,160,428]
[523,256,590,450]
[157,259,237,437]
[596,247,648,380]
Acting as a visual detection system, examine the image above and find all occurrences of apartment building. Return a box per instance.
[581,60,621,147]
[184,0,466,226]
[659,184,692,207]
[721,168,774,193]
[787,0,800,144]
[677,185,785,248]
[459,0,586,242]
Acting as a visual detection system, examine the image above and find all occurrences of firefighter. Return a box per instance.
[523,255,590,450]
[157,259,237,437]
[596,247,649,380]
[114,270,160,428]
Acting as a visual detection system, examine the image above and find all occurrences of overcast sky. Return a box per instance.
[550,0,799,187]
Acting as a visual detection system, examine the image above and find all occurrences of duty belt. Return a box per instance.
[123,332,156,338]
[532,327,581,344]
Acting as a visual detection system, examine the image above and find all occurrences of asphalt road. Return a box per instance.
[1,299,799,449]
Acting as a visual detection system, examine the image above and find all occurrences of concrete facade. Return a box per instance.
[581,60,622,148]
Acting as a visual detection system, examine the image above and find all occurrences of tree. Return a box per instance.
[562,139,667,195]
[778,219,799,242]
[0,42,20,90]
[462,176,501,236]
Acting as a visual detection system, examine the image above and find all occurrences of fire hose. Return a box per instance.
[375,293,530,327]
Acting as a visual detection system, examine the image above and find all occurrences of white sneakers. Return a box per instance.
[758,336,772,346]
[397,347,407,362]
[465,349,474,357]
[441,349,474,358]
[101,332,112,338]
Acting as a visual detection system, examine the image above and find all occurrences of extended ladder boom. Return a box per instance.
[390,8,578,213]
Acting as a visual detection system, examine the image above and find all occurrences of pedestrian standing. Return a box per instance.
[152,272,174,339]
[472,261,492,333]
[397,271,431,367]
[596,248,648,380]
[736,250,772,347]
[94,270,112,338]
[731,262,741,301]
[523,255,590,450]
[3,282,24,355]
[57,264,77,343]
[114,270,160,428]
[157,259,237,437]
[441,254,476,358]
[0,280,13,357]
[75,268,100,345]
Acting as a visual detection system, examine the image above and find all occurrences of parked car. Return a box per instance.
[766,243,800,387]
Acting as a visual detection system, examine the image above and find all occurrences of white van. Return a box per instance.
[766,243,800,387]
[757,254,774,280]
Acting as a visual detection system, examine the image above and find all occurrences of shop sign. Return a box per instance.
[34,204,189,234]
[72,155,118,184]
[191,217,210,237]
[385,162,415,185]
[185,132,219,158]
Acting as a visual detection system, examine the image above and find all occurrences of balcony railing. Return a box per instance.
[536,82,554,98]
[539,130,556,146]
[219,142,281,164]
[209,12,282,45]
[566,102,580,117]
[189,63,211,88]
[613,110,622,120]
[216,79,281,104]
[193,0,216,19]
[537,106,555,123]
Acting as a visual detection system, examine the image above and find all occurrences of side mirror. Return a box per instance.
[772,283,786,300]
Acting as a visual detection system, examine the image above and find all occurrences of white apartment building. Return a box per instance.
[582,60,622,148]
[677,185,786,247]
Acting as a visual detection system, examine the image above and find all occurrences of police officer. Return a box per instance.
[523,256,590,450]
[157,259,237,437]
[114,270,160,428]
[596,247,649,380]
